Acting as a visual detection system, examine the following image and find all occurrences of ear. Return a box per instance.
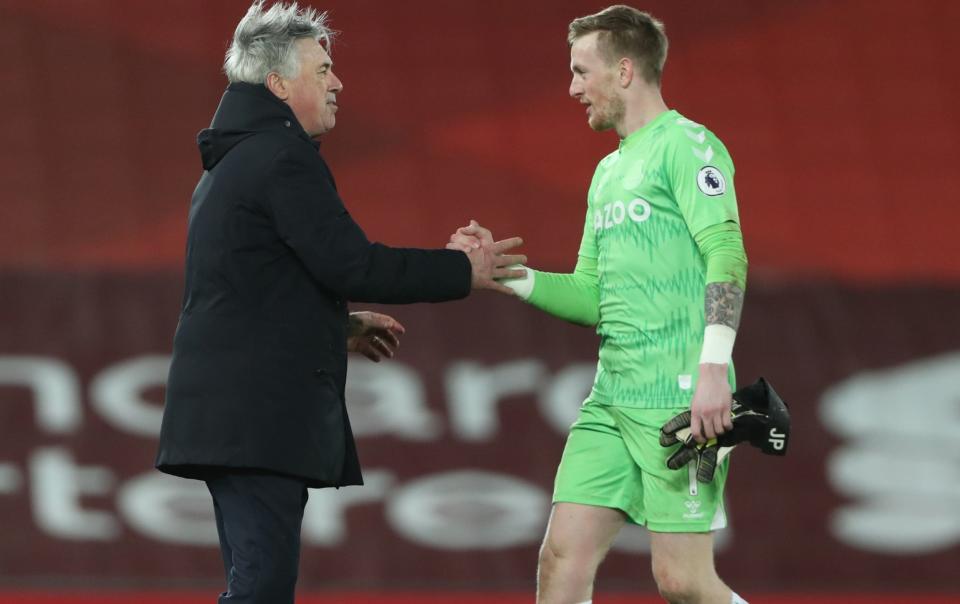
[265,72,290,100]
[618,57,634,88]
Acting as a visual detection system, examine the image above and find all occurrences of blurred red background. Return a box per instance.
[0,0,957,602]
[2,0,957,280]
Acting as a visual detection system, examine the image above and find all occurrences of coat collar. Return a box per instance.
[212,82,319,149]
[198,82,323,169]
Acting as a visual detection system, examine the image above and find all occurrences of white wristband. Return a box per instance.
[699,324,736,364]
[497,264,535,300]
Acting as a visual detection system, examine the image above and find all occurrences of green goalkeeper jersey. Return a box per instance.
[580,109,740,408]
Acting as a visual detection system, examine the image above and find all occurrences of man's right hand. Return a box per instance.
[447,220,526,295]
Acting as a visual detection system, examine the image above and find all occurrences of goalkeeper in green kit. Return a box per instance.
[449,6,751,604]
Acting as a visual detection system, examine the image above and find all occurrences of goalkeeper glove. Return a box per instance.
[659,377,790,483]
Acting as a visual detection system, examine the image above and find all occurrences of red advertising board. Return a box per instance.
[1,273,958,594]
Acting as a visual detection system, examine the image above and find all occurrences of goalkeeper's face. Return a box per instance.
[569,32,625,132]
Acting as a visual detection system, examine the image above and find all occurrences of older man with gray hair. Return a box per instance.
[155,2,525,602]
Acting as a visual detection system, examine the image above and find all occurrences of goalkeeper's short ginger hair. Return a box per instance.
[568,5,668,86]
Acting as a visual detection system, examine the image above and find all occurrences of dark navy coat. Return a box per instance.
[156,83,471,487]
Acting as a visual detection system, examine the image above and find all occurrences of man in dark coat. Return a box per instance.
[154,3,525,602]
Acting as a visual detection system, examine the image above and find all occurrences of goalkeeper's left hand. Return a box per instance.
[660,377,790,483]
[659,409,733,484]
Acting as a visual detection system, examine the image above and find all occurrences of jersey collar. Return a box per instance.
[619,109,677,153]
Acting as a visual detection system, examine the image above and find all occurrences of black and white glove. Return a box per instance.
[659,377,790,483]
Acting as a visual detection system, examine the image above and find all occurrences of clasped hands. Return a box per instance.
[447,220,526,296]
[348,221,524,363]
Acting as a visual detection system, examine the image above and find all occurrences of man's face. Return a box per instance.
[285,38,343,137]
[569,32,624,132]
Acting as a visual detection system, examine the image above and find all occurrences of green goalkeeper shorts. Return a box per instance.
[553,399,729,532]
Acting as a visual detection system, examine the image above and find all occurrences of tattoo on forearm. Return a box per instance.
[705,282,744,330]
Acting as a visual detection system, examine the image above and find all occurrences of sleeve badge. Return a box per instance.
[696,166,726,196]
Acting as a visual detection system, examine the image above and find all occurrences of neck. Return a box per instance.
[615,86,669,139]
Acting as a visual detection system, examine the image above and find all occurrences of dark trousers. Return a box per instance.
[205,470,310,604]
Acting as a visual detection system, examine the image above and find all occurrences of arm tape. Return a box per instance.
[699,324,737,364]
[498,265,535,299]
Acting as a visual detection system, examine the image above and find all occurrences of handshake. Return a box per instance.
[446,220,527,296]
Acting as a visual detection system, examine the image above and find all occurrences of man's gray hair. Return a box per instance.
[224,0,335,84]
